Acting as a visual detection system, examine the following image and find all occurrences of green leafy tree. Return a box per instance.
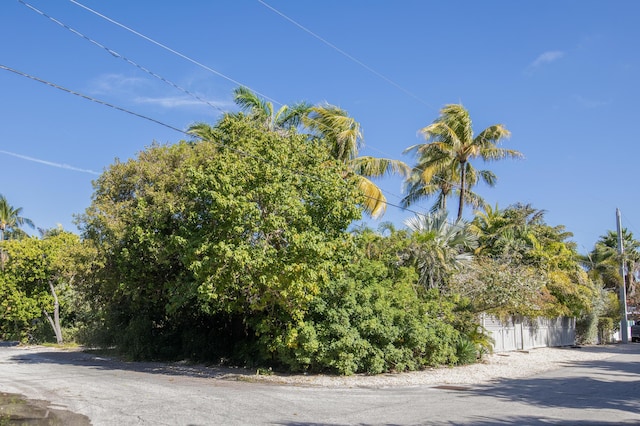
[0,194,34,240]
[466,203,596,319]
[405,104,522,221]
[0,231,81,342]
[78,114,362,362]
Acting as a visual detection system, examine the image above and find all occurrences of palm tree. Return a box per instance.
[405,104,522,221]
[186,121,223,144]
[583,229,640,302]
[189,87,312,142]
[0,194,34,240]
[401,210,477,290]
[232,86,311,133]
[471,202,573,260]
[402,163,490,213]
[304,104,409,217]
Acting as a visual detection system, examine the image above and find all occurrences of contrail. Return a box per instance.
[0,150,101,175]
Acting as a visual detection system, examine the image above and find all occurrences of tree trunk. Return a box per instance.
[457,161,467,221]
[44,280,63,344]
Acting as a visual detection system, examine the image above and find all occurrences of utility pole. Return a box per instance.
[616,208,629,343]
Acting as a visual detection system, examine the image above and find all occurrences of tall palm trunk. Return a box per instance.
[457,160,467,221]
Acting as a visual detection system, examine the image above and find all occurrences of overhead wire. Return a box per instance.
[19,0,227,115]
[0,64,185,135]
[256,0,435,110]
[60,2,439,185]
[23,0,422,213]
[1,63,441,223]
[621,211,640,240]
[67,0,279,106]
[21,0,465,224]
[256,1,528,215]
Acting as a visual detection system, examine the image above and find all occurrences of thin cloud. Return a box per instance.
[89,73,231,112]
[574,95,610,109]
[0,150,100,175]
[525,51,565,75]
[89,73,148,95]
[134,95,232,111]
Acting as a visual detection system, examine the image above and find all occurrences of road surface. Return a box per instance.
[0,342,639,425]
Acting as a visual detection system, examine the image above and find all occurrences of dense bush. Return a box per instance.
[74,115,472,373]
[268,259,460,375]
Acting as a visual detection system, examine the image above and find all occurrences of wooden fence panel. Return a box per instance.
[482,315,575,353]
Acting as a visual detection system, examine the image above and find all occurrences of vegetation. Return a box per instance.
[404,104,522,220]
[303,103,410,217]
[0,91,624,374]
[0,230,82,343]
[0,194,34,241]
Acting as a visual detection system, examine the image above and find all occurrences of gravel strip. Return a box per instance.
[247,345,618,388]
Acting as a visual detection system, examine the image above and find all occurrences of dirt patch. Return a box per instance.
[0,392,90,425]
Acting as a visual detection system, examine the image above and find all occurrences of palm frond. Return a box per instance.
[187,122,222,141]
[305,104,363,163]
[356,175,387,218]
[233,86,273,127]
[350,156,410,178]
[275,101,313,129]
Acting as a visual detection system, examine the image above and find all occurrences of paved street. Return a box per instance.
[0,343,639,425]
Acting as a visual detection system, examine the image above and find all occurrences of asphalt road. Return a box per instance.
[1,343,639,425]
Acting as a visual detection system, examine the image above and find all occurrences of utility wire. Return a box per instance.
[257,0,434,110]
[63,1,429,154]
[1,64,444,223]
[45,0,424,207]
[40,1,463,216]
[0,64,185,135]
[621,211,640,241]
[20,0,226,115]
[67,0,278,106]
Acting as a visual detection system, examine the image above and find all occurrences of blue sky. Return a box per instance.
[2,0,639,253]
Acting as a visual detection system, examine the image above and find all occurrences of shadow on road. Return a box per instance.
[7,347,259,381]
[274,418,638,426]
[467,344,640,416]
[443,417,639,425]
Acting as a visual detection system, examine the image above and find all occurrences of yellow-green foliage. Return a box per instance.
[0,232,81,342]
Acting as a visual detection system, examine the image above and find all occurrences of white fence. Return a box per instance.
[482,315,575,352]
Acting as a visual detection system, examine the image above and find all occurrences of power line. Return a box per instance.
[67,0,279,106]
[22,0,419,214]
[0,64,186,135]
[1,63,434,220]
[255,2,523,204]
[63,0,430,206]
[621,211,640,240]
[257,0,435,110]
[32,1,462,218]
[19,0,226,115]
[64,1,423,153]
[20,0,226,115]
